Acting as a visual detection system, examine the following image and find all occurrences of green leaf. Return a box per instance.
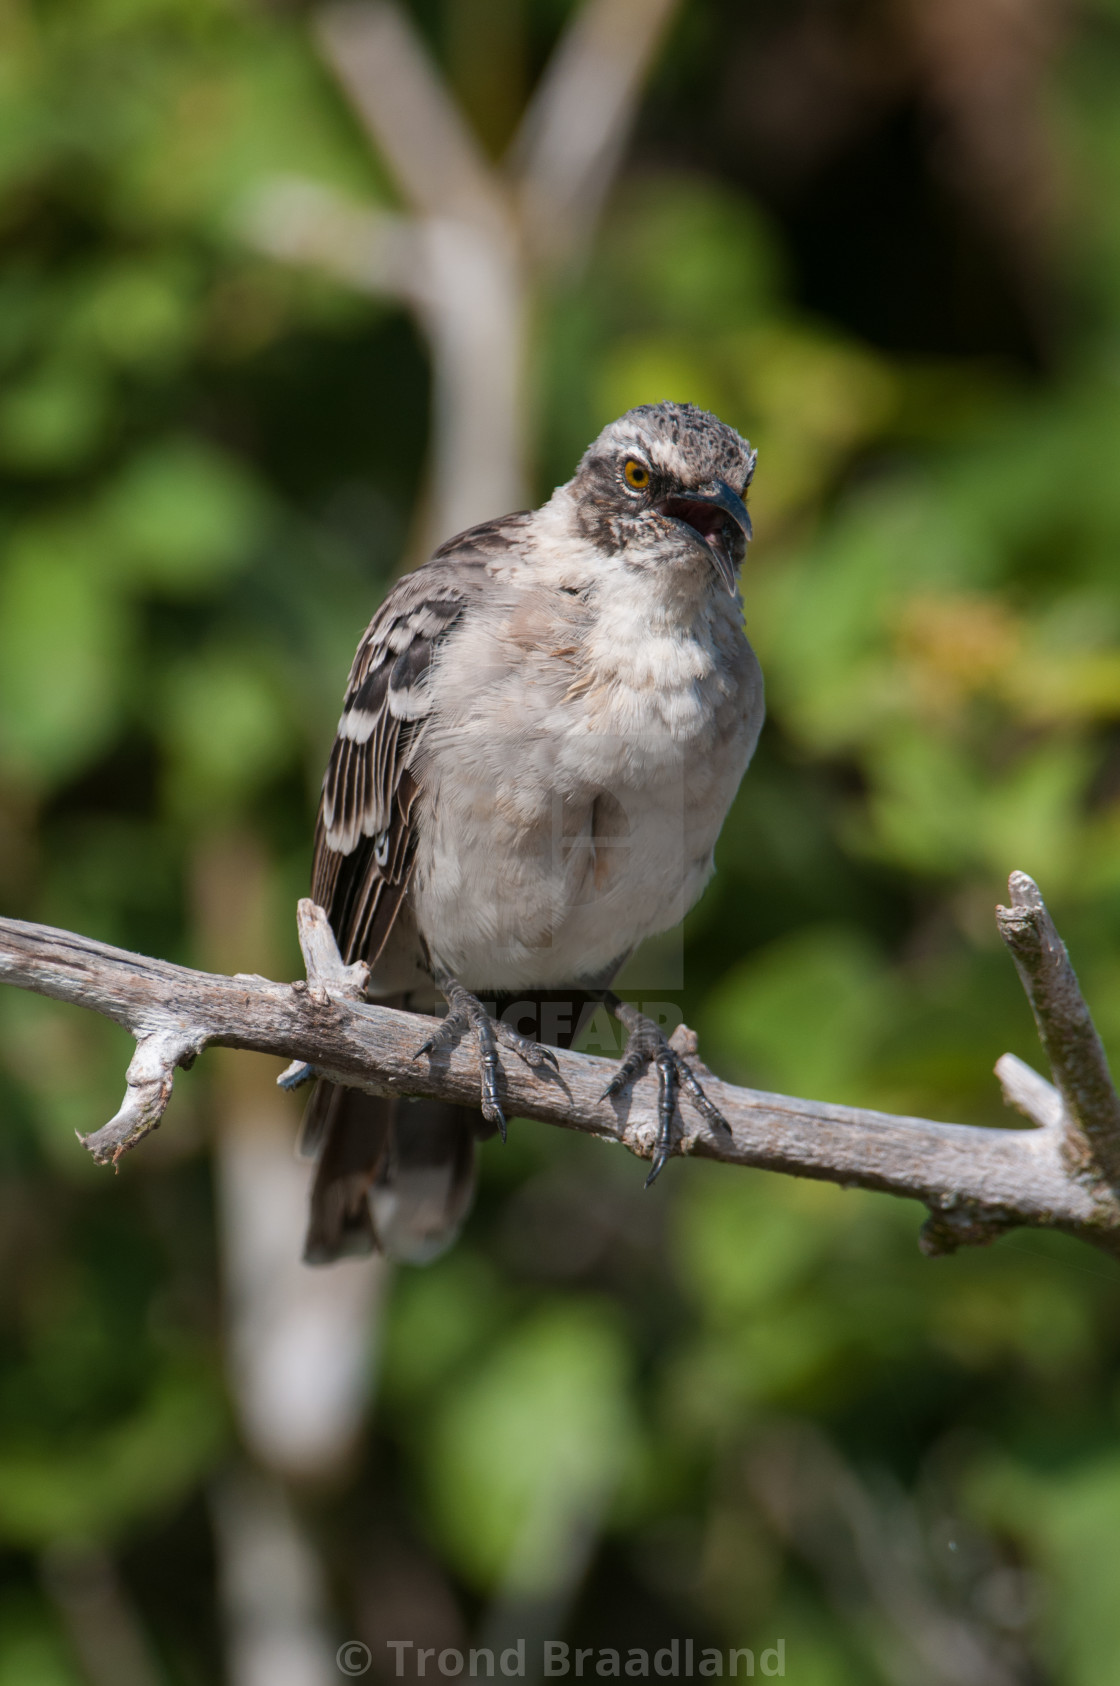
[424,1303,639,1594]
[0,362,112,473]
[703,924,891,1100]
[0,1600,81,1686]
[0,1365,226,1547]
[971,1451,1120,1686]
[100,438,269,593]
[62,258,199,370]
[158,645,292,818]
[0,519,129,788]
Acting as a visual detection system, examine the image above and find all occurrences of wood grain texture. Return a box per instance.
[996,871,1120,1183]
[2,875,1120,1258]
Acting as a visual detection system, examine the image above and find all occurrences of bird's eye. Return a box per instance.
[623,460,650,490]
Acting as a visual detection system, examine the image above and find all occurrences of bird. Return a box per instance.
[297,400,764,1264]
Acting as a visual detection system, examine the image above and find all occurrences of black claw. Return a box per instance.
[598,997,727,1183]
[480,1061,508,1141]
[601,1052,644,1105]
[644,1154,668,1188]
[421,974,526,1142]
[678,1065,731,1133]
[702,1101,731,1134]
[413,1008,469,1065]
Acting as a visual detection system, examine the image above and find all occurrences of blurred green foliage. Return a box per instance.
[5,1,1120,1683]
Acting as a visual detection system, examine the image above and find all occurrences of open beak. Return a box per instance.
[658,478,752,594]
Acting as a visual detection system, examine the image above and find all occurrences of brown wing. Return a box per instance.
[311,513,530,971]
[302,518,530,1264]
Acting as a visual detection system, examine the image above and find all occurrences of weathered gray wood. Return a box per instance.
[295,899,370,1002]
[994,1051,1064,1131]
[2,873,1120,1257]
[996,871,1120,1185]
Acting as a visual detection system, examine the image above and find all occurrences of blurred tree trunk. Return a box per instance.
[193,832,385,1686]
[251,0,683,555]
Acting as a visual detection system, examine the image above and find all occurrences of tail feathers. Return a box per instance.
[370,1099,479,1264]
[300,1082,479,1266]
[302,1084,391,1264]
[296,1075,336,1161]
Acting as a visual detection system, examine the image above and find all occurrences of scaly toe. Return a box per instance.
[413,1008,468,1063]
[495,1022,560,1072]
[677,1061,730,1132]
[599,1050,648,1106]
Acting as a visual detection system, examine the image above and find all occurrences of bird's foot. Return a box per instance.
[600,996,730,1186]
[413,973,559,1142]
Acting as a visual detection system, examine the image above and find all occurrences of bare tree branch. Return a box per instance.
[314,0,685,268]
[243,180,422,301]
[996,869,1120,1185]
[314,1,509,237]
[243,176,527,541]
[242,0,686,550]
[259,3,532,543]
[993,1050,1063,1131]
[296,899,370,1003]
[3,877,1120,1259]
[510,0,684,267]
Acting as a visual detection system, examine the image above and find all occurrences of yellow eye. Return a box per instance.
[624,459,650,490]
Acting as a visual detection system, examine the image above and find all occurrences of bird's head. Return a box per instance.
[567,402,757,596]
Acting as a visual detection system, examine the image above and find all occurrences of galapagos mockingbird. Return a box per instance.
[300,401,763,1263]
